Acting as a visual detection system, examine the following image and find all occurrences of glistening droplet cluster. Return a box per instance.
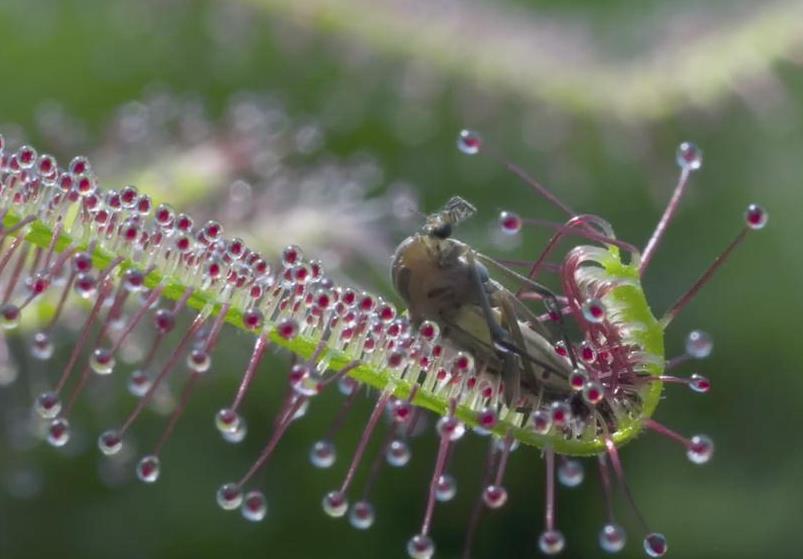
[0,130,766,557]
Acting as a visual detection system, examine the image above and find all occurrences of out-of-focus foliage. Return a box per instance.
[0,1,802,558]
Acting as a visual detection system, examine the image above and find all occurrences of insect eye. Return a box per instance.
[431,223,452,239]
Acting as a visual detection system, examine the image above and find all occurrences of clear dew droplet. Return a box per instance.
[136,455,161,483]
[127,370,152,397]
[456,129,482,155]
[72,251,93,273]
[550,401,571,427]
[338,376,358,396]
[435,474,457,502]
[689,373,711,394]
[123,269,146,292]
[531,409,552,435]
[349,500,375,530]
[292,398,310,421]
[89,347,115,375]
[187,349,211,373]
[580,341,597,363]
[494,437,519,453]
[391,399,414,423]
[676,142,702,171]
[418,320,440,342]
[685,330,713,359]
[482,485,508,509]
[217,483,243,510]
[98,430,123,456]
[643,533,668,557]
[473,423,492,437]
[583,381,605,406]
[686,434,714,464]
[407,534,435,559]
[17,145,37,169]
[0,363,17,386]
[108,314,126,332]
[476,407,498,430]
[47,418,70,447]
[386,351,406,370]
[744,203,768,230]
[293,370,322,397]
[215,408,241,435]
[153,309,175,333]
[222,419,247,444]
[322,490,348,518]
[558,459,584,488]
[30,332,54,360]
[282,245,303,268]
[74,273,97,299]
[242,308,264,330]
[582,298,606,323]
[241,490,267,522]
[538,530,565,555]
[34,391,61,419]
[569,370,587,391]
[498,211,522,235]
[277,318,299,339]
[452,351,475,374]
[69,155,90,175]
[386,439,411,467]
[436,416,465,441]
[0,303,21,330]
[599,523,626,553]
[309,440,336,469]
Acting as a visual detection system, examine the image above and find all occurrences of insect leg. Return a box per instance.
[466,251,568,377]
[464,250,516,350]
[500,347,521,409]
[497,290,539,390]
[474,251,579,369]
[466,251,536,407]
[473,251,556,300]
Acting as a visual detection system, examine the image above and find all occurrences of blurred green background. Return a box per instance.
[1,1,802,558]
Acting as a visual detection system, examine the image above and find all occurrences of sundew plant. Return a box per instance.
[0,127,766,558]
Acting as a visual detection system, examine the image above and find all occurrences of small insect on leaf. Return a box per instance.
[0,130,767,558]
